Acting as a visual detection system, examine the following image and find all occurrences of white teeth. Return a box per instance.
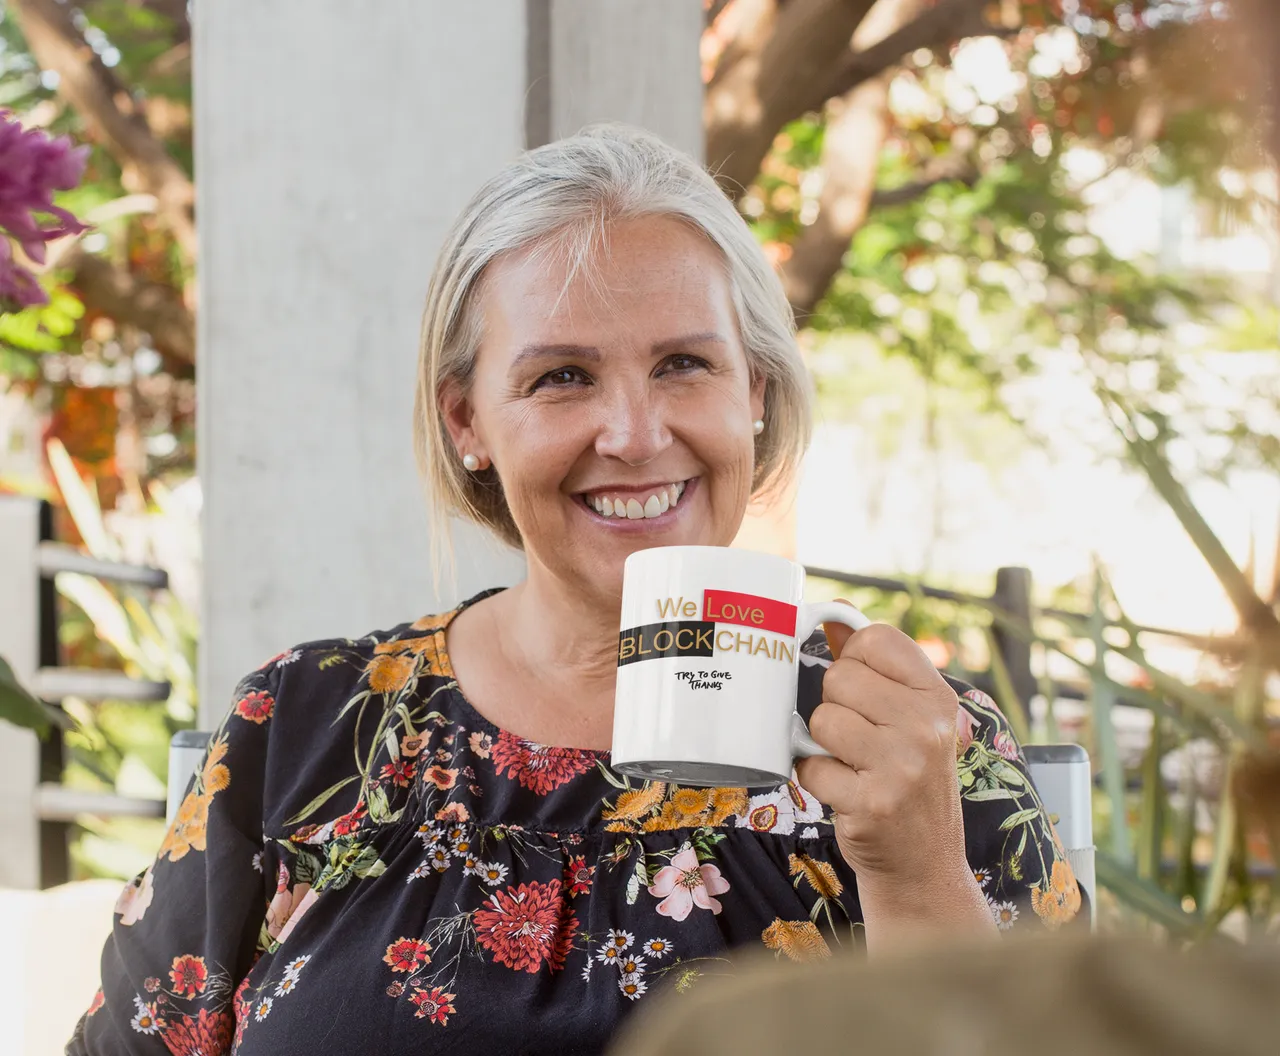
[585,481,688,519]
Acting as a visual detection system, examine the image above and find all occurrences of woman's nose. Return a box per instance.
[594,390,672,466]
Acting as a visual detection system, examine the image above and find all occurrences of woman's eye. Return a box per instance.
[659,354,709,375]
[532,366,589,390]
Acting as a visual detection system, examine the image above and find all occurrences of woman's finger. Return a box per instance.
[794,754,862,817]
[822,657,923,728]
[807,700,886,773]
[837,622,943,692]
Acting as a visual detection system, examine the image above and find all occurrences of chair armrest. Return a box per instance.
[166,730,212,823]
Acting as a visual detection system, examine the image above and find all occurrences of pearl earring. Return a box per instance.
[462,453,480,471]
[752,419,764,436]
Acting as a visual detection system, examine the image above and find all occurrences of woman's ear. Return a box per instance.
[438,377,489,468]
[749,370,767,424]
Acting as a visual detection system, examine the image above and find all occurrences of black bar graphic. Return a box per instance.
[617,620,716,667]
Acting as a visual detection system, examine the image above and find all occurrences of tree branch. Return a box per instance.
[135,0,191,45]
[10,0,196,262]
[780,75,892,319]
[814,0,1003,109]
[705,0,880,197]
[62,245,194,363]
[868,159,979,209]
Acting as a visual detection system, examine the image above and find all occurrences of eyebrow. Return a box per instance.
[511,332,728,368]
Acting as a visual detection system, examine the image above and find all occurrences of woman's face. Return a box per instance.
[443,215,765,599]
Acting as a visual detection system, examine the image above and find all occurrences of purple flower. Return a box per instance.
[0,110,89,310]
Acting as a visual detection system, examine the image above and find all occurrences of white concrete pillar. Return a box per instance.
[194,1,703,725]
[0,497,42,888]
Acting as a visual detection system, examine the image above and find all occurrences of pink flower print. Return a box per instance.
[955,705,979,757]
[647,844,730,921]
[993,730,1020,762]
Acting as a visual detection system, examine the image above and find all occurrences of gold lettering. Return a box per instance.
[638,637,652,656]
[735,632,753,654]
[682,600,698,617]
[750,607,764,625]
[693,627,712,651]
[778,640,795,664]
[619,636,635,661]
[716,630,734,652]
[676,628,694,650]
[752,637,772,657]
[653,629,674,652]
[656,597,681,619]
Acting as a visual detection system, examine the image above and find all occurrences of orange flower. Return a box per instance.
[435,801,470,824]
[1030,859,1082,930]
[640,803,686,833]
[761,918,831,962]
[424,766,459,790]
[670,787,713,819]
[159,790,211,862]
[788,853,844,899]
[383,937,431,973]
[234,691,274,724]
[708,787,748,825]
[409,612,451,633]
[169,954,208,998]
[374,633,452,677]
[602,782,667,822]
[367,652,416,695]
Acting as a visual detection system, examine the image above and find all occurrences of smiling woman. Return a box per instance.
[71,125,1081,1056]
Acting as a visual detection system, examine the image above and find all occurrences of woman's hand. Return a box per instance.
[794,612,996,951]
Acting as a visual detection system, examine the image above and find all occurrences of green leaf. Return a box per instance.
[998,807,1042,832]
[625,856,647,905]
[963,787,1015,802]
[0,655,70,736]
[283,774,359,826]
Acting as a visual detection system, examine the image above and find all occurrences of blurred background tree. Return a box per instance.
[1,0,1276,933]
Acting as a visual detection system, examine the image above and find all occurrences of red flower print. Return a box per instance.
[383,937,432,973]
[564,855,595,897]
[234,690,274,724]
[86,989,104,1017]
[380,760,417,787]
[168,955,208,998]
[333,802,368,836]
[232,976,252,1047]
[424,766,459,790]
[386,981,405,998]
[160,1008,234,1056]
[490,731,594,795]
[474,879,578,973]
[144,977,160,993]
[409,986,457,1025]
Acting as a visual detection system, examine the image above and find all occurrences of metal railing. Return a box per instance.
[0,496,170,889]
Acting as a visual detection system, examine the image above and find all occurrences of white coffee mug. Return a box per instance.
[611,545,870,788]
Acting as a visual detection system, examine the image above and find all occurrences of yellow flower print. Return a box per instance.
[1030,858,1081,930]
[707,787,748,825]
[602,782,667,822]
[787,853,843,900]
[159,733,228,862]
[761,918,831,962]
[669,787,712,818]
[640,803,687,833]
[367,652,416,695]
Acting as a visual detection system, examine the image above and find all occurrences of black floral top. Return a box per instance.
[70,589,1082,1055]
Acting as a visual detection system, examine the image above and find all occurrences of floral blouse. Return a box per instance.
[70,589,1083,1055]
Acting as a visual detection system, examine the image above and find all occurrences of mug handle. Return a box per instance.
[789,601,872,760]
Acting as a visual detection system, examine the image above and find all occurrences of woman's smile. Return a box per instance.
[575,477,694,525]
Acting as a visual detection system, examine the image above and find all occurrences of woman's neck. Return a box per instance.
[462,567,623,749]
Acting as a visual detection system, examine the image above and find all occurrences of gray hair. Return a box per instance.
[413,123,812,558]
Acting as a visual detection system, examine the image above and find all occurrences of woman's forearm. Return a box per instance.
[855,861,998,955]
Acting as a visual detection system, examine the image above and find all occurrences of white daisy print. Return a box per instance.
[596,944,622,966]
[428,846,450,872]
[254,996,274,1022]
[283,955,311,981]
[989,898,1019,930]
[251,851,264,873]
[581,957,593,982]
[618,974,647,1000]
[274,976,298,998]
[408,861,432,882]
[130,996,160,1035]
[800,826,820,840]
[973,867,992,890]
[617,954,646,976]
[477,862,508,886]
[607,928,634,951]
[642,938,672,960]
[275,649,301,667]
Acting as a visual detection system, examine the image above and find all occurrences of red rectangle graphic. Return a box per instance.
[702,589,797,636]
